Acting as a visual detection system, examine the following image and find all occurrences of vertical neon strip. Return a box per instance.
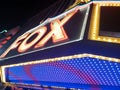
[1,67,6,83]
[88,4,100,40]
[80,5,90,40]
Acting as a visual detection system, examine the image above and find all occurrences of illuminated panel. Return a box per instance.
[2,54,120,88]
[0,5,90,59]
[88,2,120,44]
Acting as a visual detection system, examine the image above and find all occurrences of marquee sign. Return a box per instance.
[0,5,90,60]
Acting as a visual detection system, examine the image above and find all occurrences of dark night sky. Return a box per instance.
[0,0,57,32]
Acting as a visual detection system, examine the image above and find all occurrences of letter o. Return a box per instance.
[18,26,47,52]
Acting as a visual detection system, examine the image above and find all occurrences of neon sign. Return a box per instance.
[0,5,89,59]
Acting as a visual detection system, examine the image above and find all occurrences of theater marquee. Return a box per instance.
[0,5,90,59]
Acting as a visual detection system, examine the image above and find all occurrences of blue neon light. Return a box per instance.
[5,57,120,88]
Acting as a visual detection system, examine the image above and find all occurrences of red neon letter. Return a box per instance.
[34,10,77,48]
[0,33,29,58]
[18,27,47,52]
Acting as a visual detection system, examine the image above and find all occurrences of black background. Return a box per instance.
[100,7,120,32]
[0,0,57,32]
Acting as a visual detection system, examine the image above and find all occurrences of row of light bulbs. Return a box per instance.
[89,3,120,44]
[2,53,119,68]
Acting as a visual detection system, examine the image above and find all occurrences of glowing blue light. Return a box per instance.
[5,57,120,88]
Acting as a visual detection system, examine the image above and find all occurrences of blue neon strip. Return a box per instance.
[5,57,120,88]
